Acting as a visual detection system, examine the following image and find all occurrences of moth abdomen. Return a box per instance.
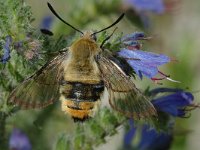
[60,81,104,120]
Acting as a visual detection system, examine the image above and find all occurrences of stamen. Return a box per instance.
[158,71,181,83]
[158,71,170,77]
[166,77,181,83]
[187,103,200,110]
[140,36,152,40]
[151,78,164,85]
[180,112,191,118]
[151,71,169,84]
[151,77,166,81]
[169,57,179,63]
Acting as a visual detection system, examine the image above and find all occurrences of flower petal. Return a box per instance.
[127,59,159,78]
[138,125,172,150]
[152,92,194,107]
[124,121,173,150]
[121,32,145,41]
[152,92,194,116]
[1,35,12,64]
[123,40,139,47]
[158,105,179,116]
[177,109,186,117]
[118,49,170,78]
[149,88,183,96]
[123,120,136,146]
[119,49,170,65]
[9,128,32,150]
[126,0,165,14]
[40,16,53,30]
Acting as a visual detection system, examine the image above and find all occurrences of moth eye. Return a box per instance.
[91,34,97,41]
[95,55,100,61]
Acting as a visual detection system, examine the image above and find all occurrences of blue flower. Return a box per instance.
[148,87,183,96]
[124,0,166,29]
[137,126,172,150]
[121,32,146,42]
[118,32,171,80]
[125,0,165,14]
[40,16,54,36]
[9,128,32,150]
[1,35,12,64]
[121,32,147,50]
[40,16,53,30]
[150,88,194,117]
[124,120,137,147]
[118,48,170,79]
[124,120,173,150]
[123,88,196,150]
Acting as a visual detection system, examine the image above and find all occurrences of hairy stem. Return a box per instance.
[0,112,7,149]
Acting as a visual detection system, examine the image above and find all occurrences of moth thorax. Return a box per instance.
[62,48,101,84]
[70,38,100,58]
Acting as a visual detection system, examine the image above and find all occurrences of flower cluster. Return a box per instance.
[123,87,198,150]
[125,0,165,14]
[9,128,32,150]
[0,35,12,64]
[117,31,198,149]
[151,88,195,117]
[40,16,54,36]
[124,0,180,29]
[118,32,178,83]
[40,16,53,31]
[124,120,173,150]
[125,0,180,14]
[124,0,165,28]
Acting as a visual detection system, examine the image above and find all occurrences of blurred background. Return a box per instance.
[1,0,200,149]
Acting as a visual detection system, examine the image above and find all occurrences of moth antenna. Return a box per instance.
[92,13,125,35]
[47,2,83,35]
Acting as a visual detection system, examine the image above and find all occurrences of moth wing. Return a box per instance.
[97,56,156,119]
[8,51,68,109]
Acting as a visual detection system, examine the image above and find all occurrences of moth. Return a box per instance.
[8,3,156,121]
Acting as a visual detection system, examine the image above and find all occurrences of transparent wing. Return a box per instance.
[97,56,156,119]
[8,51,68,109]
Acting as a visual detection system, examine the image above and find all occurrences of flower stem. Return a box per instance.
[0,112,7,149]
